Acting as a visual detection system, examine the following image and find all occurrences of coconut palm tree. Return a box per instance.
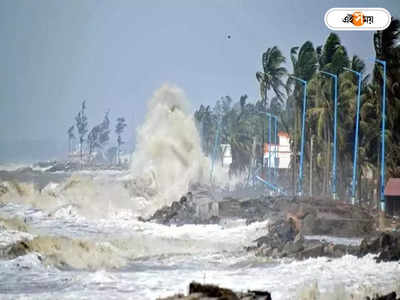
[255,46,288,178]
[286,41,317,194]
[306,34,352,197]
[256,46,288,109]
[372,18,400,178]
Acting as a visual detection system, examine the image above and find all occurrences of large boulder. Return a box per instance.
[366,292,399,300]
[254,217,361,259]
[359,232,400,262]
[290,198,375,237]
[255,217,298,252]
[160,282,271,300]
[144,193,207,225]
[296,243,324,259]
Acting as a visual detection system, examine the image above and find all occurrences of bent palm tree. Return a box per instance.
[256,46,287,109]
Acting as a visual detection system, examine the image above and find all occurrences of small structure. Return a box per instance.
[384,178,400,216]
[220,144,232,168]
[264,131,291,169]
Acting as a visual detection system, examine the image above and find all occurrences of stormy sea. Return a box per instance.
[0,86,399,300]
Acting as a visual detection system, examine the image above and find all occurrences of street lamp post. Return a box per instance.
[343,67,362,205]
[374,59,387,212]
[319,71,338,200]
[290,76,307,196]
[265,112,278,181]
[256,111,278,181]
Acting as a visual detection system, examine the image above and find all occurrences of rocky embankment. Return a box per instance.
[252,217,359,259]
[147,189,375,237]
[251,216,400,261]
[146,189,400,262]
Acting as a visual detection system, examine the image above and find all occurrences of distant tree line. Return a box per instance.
[67,101,127,165]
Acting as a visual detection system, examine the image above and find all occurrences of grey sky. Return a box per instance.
[0,0,399,161]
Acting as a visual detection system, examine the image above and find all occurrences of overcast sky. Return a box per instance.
[0,0,399,161]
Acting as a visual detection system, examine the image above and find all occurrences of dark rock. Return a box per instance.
[160,282,271,300]
[366,292,399,300]
[0,240,31,259]
[189,282,239,299]
[282,233,305,255]
[330,244,359,257]
[289,197,375,237]
[296,244,324,259]
[255,218,298,251]
[360,232,400,262]
[145,193,206,225]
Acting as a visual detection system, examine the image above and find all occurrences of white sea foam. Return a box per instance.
[129,84,214,216]
[0,200,399,299]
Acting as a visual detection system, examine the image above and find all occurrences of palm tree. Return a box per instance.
[256,46,287,178]
[306,34,352,197]
[308,75,334,194]
[370,18,400,182]
[286,41,317,194]
[256,46,288,109]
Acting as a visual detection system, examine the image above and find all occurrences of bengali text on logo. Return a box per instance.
[325,8,391,31]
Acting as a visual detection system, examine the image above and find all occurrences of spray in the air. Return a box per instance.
[130,84,211,213]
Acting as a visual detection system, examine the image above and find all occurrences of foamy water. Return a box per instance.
[0,199,399,300]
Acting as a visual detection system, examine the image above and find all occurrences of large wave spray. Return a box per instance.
[130,84,212,214]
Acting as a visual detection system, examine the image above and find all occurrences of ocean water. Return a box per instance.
[0,198,399,300]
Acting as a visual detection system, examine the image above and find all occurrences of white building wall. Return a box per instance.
[220,144,232,167]
[264,133,291,169]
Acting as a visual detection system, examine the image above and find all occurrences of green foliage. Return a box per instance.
[194,94,262,175]
[372,18,400,177]
[256,46,288,108]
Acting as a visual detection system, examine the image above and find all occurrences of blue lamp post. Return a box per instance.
[374,59,387,212]
[290,76,307,196]
[255,111,278,180]
[319,71,338,200]
[265,112,278,181]
[343,67,362,205]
